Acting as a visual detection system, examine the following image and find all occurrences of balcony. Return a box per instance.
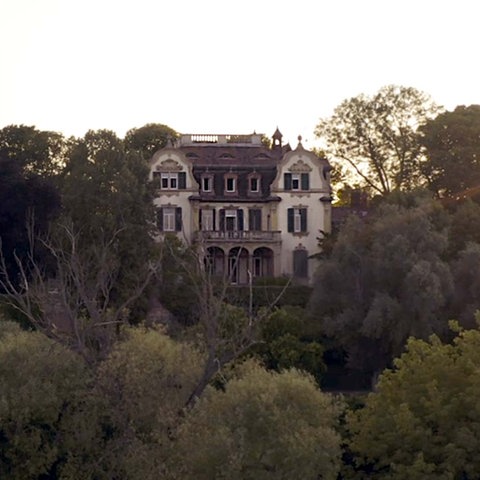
[196,230,282,243]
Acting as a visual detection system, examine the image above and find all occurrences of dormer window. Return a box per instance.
[153,171,186,190]
[291,174,300,191]
[162,173,177,189]
[247,172,261,196]
[250,177,260,192]
[201,174,213,193]
[224,174,237,194]
[284,172,310,191]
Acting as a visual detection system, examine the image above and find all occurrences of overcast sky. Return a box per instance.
[1,0,478,147]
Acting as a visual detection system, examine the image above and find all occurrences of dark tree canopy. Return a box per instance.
[309,193,452,376]
[0,153,61,288]
[315,85,441,195]
[0,124,67,177]
[60,129,156,312]
[420,104,480,199]
[124,123,178,159]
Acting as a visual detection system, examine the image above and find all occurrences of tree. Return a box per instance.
[309,193,453,378]
[0,320,93,479]
[60,129,157,316]
[124,123,178,159]
[0,124,67,177]
[450,243,480,330]
[254,306,325,383]
[347,321,480,479]
[315,85,441,195]
[173,363,341,480]
[420,104,480,199]
[92,326,203,479]
[0,151,61,289]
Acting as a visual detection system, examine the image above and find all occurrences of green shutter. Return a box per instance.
[178,172,186,189]
[287,208,294,232]
[219,209,225,231]
[300,208,307,232]
[284,173,292,190]
[238,209,244,231]
[249,209,261,231]
[301,173,309,190]
[175,207,182,231]
[157,208,163,231]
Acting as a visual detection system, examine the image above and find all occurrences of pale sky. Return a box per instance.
[1,0,479,148]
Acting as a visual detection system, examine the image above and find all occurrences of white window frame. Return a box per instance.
[163,207,176,231]
[202,209,214,231]
[291,173,300,191]
[161,173,178,190]
[225,209,237,231]
[294,208,302,233]
[225,177,236,193]
[202,175,212,192]
[250,176,260,193]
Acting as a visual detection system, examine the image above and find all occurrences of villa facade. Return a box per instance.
[149,130,332,284]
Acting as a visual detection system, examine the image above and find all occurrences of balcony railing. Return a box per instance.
[196,230,282,243]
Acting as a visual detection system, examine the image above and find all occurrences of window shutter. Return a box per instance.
[212,209,216,230]
[238,209,244,231]
[293,250,308,278]
[199,209,202,230]
[175,207,182,231]
[157,208,164,231]
[249,209,262,230]
[301,173,309,190]
[284,173,292,190]
[178,172,186,189]
[287,208,294,232]
[300,208,307,232]
[219,209,225,231]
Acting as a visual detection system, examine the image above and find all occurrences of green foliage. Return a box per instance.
[254,306,325,382]
[347,323,480,478]
[124,123,178,160]
[447,199,480,255]
[0,124,67,177]
[310,193,453,375]
[156,234,200,323]
[174,364,342,480]
[226,284,312,309]
[0,321,93,479]
[0,145,61,290]
[93,326,203,479]
[420,104,480,199]
[60,129,156,315]
[316,85,440,195]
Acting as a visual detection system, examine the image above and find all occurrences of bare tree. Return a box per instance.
[157,237,290,409]
[0,220,155,363]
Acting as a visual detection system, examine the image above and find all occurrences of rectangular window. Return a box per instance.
[249,209,262,231]
[284,172,309,191]
[292,174,300,191]
[293,249,308,278]
[294,209,302,232]
[201,209,214,231]
[163,207,176,231]
[250,177,260,192]
[225,177,236,192]
[160,173,178,190]
[157,207,182,232]
[287,208,307,233]
[220,209,244,231]
[202,176,212,192]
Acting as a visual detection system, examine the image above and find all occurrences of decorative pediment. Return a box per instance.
[155,158,183,172]
[288,159,312,173]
